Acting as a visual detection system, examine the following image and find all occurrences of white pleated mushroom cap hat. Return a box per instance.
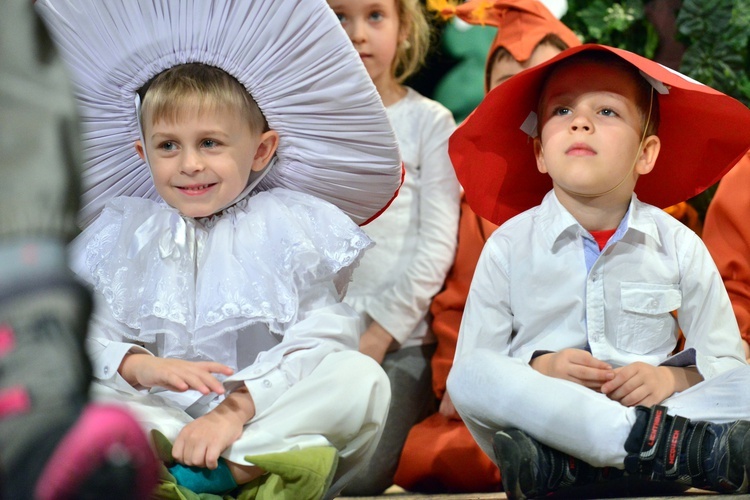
[35,0,402,227]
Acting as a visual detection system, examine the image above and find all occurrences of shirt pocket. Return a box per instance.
[615,283,681,355]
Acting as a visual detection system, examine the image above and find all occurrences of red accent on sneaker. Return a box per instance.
[668,429,681,467]
[35,404,158,500]
[648,408,664,447]
[0,324,15,357]
[0,386,31,419]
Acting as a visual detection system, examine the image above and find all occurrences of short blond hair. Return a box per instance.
[393,0,431,83]
[139,63,267,134]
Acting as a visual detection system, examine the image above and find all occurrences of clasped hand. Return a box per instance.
[531,349,675,407]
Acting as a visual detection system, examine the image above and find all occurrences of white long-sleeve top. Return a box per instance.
[70,188,370,416]
[457,190,747,379]
[345,87,460,348]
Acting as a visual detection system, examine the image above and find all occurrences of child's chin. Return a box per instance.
[179,207,217,218]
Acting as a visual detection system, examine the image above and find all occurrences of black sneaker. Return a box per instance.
[698,420,750,493]
[625,405,750,494]
[493,429,620,499]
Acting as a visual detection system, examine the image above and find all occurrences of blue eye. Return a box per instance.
[201,139,218,148]
[159,141,176,151]
[553,107,571,116]
[600,108,618,117]
[335,12,346,22]
[369,11,384,21]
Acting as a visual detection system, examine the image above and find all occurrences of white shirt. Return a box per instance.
[70,188,369,416]
[345,87,460,347]
[457,190,747,379]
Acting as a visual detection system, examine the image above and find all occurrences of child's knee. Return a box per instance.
[328,350,391,407]
[448,349,530,414]
[448,349,495,410]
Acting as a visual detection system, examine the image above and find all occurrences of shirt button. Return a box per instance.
[103,366,109,375]
[263,380,272,388]
[649,299,658,307]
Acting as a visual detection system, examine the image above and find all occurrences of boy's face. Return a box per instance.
[488,43,561,91]
[136,106,275,218]
[534,61,657,203]
[328,0,401,91]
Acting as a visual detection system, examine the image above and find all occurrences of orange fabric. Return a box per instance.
[435,0,580,66]
[430,195,498,398]
[664,201,702,237]
[703,152,750,344]
[393,413,501,493]
[394,196,499,493]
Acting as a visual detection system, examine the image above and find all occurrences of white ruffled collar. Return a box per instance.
[71,189,371,368]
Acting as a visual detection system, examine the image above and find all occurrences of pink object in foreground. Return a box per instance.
[35,404,159,500]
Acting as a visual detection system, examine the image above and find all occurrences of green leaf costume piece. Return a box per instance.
[150,431,338,500]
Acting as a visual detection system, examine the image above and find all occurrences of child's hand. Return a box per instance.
[438,391,461,421]
[530,349,614,390]
[172,388,256,469]
[359,321,395,365]
[119,354,233,394]
[601,363,673,407]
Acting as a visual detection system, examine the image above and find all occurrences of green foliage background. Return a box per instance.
[562,0,750,106]
[562,0,659,58]
[561,0,750,218]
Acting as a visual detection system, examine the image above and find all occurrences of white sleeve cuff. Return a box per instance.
[225,365,290,417]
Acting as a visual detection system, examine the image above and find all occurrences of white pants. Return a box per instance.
[448,349,750,468]
[91,350,391,495]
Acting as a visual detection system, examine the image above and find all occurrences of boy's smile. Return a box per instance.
[175,184,216,196]
[136,106,270,218]
[534,60,658,207]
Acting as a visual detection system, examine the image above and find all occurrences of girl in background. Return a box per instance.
[327,0,461,494]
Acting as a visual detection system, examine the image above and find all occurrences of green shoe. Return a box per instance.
[242,446,339,500]
[148,430,338,500]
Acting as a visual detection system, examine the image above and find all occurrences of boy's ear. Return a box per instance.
[635,135,661,176]
[533,138,547,174]
[252,130,280,172]
[134,140,146,162]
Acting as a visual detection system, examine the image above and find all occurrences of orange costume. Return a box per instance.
[703,152,750,343]
[394,194,500,493]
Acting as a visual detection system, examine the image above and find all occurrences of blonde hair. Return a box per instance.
[139,63,267,134]
[393,0,431,83]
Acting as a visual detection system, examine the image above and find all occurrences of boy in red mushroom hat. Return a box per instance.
[448,44,750,498]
